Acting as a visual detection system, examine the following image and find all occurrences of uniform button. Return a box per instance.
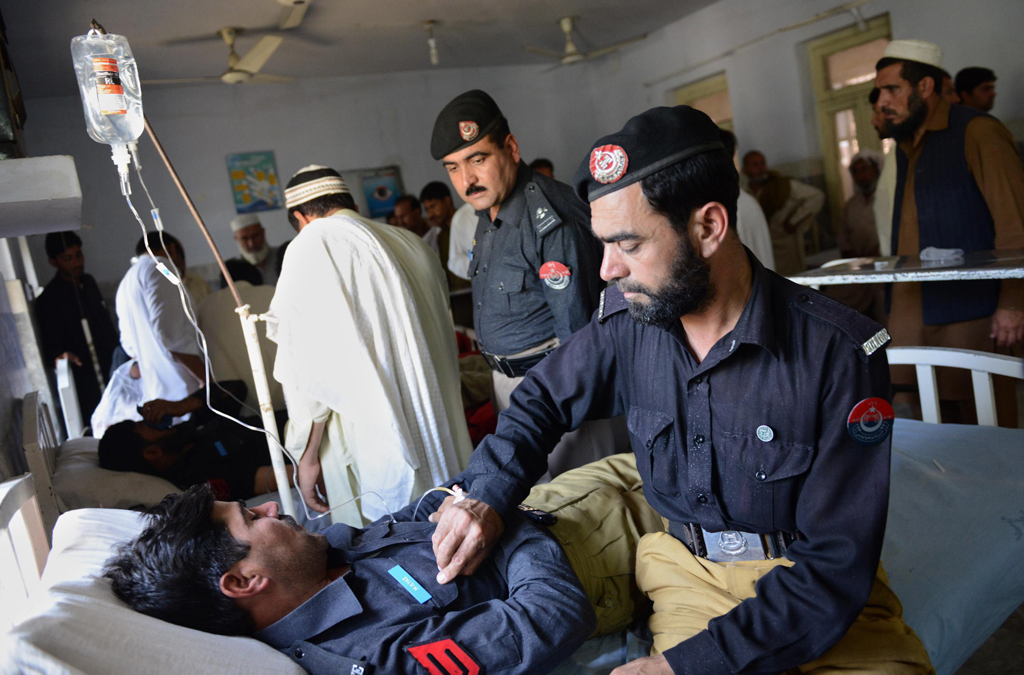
[693,434,705,444]
[798,294,809,303]
[482,265,488,272]
[293,648,304,659]
[697,494,708,504]
[498,282,504,290]
[693,376,702,384]
[755,470,767,481]
[645,439,653,448]
[477,302,482,309]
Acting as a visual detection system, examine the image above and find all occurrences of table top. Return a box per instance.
[788,248,1024,286]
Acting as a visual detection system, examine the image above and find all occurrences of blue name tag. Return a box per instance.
[388,565,432,604]
[214,441,228,457]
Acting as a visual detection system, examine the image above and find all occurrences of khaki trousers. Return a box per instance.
[527,455,934,673]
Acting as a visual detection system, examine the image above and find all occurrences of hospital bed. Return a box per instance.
[2,347,1022,675]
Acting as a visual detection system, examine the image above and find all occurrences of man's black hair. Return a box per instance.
[641,149,739,233]
[135,232,182,258]
[718,129,737,158]
[741,149,763,165]
[529,158,553,172]
[869,87,880,106]
[876,57,945,96]
[222,258,262,288]
[955,67,996,96]
[285,168,357,231]
[419,181,451,203]
[104,484,254,636]
[97,420,156,476]
[485,115,512,148]
[394,194,421,212]
[45,231,82,260]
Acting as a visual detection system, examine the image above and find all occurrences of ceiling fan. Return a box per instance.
[524,16,647,67]
[143,27,293,86]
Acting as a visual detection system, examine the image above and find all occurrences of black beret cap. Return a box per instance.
[572,105,725,203]
[431,89,505,160]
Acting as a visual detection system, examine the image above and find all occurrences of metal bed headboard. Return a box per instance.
[0,473,49,629]
[20,391,64,539]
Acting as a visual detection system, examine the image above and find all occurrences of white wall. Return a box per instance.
[22,0,1023,291]
[23,63,595,291]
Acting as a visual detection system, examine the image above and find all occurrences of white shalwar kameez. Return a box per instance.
[114,255,202,404]
[736,190,776,272]
[268,210,473,525]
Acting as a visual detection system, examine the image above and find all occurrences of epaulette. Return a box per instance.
[524,182,563,237]
[598,285,630,323]
[791,289,890,358]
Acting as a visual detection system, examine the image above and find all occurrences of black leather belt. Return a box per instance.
[481,346,558,378]
[671,521,798,562]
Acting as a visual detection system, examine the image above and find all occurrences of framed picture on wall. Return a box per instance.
[359,166,404,219]
[226,150,283,214]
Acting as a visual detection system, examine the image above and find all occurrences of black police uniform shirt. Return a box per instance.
[254,483,595,675]
[467,161,604,356]
[463,253,894,674]
[34,272,119,418]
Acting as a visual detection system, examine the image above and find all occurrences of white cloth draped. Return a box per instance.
[736,190,776,272]
[114,255,201,405]
[448,202,477,280]
[267,210,473,523]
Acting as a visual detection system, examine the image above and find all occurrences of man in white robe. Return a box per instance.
[268,165,473,526]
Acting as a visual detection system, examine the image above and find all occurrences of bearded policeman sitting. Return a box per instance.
[429,106,935,674]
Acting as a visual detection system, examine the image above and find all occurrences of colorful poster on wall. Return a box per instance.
[226,151,283,214]
[360,166,404,219]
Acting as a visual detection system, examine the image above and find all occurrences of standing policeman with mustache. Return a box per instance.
[432,90,616,476]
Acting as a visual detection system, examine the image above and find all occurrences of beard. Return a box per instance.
[261,522,330,592]
[239,242,270,266]
[883,89,928,143]
[618,232,715,329]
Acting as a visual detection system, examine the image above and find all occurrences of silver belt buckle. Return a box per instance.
[701,528,768,563]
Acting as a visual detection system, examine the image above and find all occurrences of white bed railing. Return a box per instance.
[21,391,64,540]
[886,347,1024,426]
[0,474,49,629]
[56,358,85,440]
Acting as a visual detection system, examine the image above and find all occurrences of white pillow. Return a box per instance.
[51,438,180,510]
[3,509,303,675]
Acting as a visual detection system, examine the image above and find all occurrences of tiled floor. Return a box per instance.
[955,603,1024,674]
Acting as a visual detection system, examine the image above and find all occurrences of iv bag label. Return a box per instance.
[93,57,127,115]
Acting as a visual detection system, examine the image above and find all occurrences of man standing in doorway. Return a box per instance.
[230,214,279,286]
[35,231,120,421]
[876,40,1024,425]
[431,90,616,477]
[741,150,825,277]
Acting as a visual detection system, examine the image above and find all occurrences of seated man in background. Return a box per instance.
[99,382,290,500]
[393,194,443,257]
[229,214,280,286]
[105,454,664,674]
[419,180,470,291]
[35,230,120,422]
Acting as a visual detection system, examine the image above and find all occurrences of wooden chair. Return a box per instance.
[886,347,1024,426]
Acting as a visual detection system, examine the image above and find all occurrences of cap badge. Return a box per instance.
[590,144,629,184]
[459,121,480,142]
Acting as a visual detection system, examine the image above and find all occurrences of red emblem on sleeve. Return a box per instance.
[589,144,628,184]
[407,639,480,675]
[539,261,572,290]
[459,121,480,142]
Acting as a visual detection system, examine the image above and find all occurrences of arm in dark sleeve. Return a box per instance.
[663,340,892,675]
[389,516,596,675]
[537,211,604,341]
[465,316,624,518]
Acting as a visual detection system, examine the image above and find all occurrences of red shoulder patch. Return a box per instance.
[407,638,480,675]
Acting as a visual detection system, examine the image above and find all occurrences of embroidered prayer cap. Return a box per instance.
[881,40,943,69]
[573,105,725,203]
[430,89,505,160]
[284,165,350,209]
[230,213,261,232]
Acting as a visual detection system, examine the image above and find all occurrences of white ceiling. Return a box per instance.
[3,0,716,99]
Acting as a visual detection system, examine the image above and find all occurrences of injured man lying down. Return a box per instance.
[104,454,656,675]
